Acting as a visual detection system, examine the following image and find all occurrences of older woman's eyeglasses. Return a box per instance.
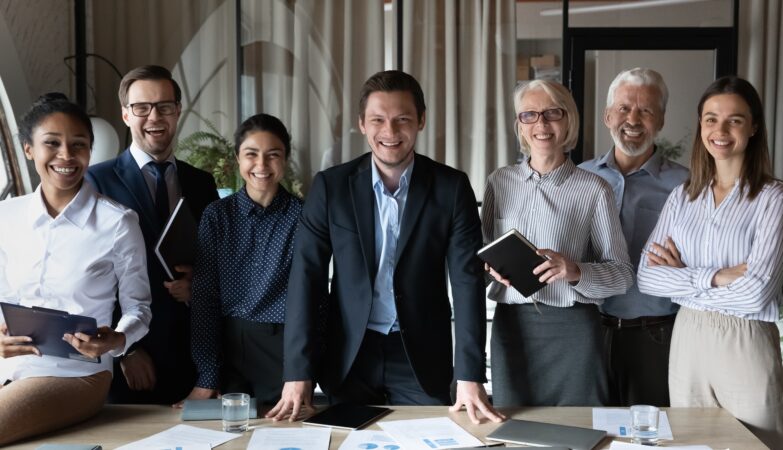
[126,101,179,117]
[517,108,565,124]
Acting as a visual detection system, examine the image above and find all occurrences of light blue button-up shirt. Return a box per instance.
[579,148,689,319]
[367,159,414,334]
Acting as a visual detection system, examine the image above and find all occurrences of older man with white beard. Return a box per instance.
[580,68,688,407]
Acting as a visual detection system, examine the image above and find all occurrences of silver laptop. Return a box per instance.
[486,419,607,450]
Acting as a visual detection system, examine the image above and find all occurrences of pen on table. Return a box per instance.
[444,444,504,449]
[473,443,505,448]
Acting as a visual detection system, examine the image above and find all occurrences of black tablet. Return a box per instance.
[303,404,392,430]
[0,302,100,363]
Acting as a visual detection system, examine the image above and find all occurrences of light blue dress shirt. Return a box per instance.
[579,148,689,319]
[367,159,414,334]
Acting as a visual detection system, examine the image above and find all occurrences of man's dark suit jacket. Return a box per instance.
[283,153,487,397]
[86,149,218,404]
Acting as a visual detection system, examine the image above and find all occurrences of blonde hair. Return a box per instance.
[513,79,580,153]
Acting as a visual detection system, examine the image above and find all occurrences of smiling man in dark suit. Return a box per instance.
[86,65,218,404]
[268,70,504,424]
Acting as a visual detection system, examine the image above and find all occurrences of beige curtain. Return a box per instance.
[241,0,384,188]
[92,0,229,145]
[403,0,516,199]
[739,0,783,177]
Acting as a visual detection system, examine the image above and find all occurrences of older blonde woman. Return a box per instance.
[482,80,633,406]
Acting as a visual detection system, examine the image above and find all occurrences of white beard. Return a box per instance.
[610,126,655,157]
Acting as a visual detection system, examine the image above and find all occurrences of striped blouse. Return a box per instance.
[637,180,783,322]
[481,156,634,306]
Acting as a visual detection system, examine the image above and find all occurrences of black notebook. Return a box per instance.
[0,302,100,363]
[303,404,392,430]
[154,197,198,280]
[478,228,547,297]
[486,419,607,450]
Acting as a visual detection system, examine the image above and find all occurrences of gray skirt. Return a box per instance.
[490,302,608,407]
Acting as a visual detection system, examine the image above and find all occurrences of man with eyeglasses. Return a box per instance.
[579,68,688,407]
[87,65,218,405]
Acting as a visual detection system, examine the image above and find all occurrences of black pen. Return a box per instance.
[449,444,505,449]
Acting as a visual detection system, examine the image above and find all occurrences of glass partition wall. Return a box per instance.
[238,0,385,192]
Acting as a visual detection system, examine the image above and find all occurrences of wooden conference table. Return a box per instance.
[8,405,766,449]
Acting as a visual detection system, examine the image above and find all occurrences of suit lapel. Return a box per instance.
[114,150,159,233]
[349,156,377,285]
[395,155,431,265]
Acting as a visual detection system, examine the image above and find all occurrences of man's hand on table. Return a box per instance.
[266,380,315,422]
[450,380,507,424]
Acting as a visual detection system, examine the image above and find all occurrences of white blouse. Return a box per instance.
[637,181,783,322]
[0,182,151,380]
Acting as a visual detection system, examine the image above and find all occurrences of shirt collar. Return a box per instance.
[371,158,415,195]
[639,147,664,178]
[518,153,575,187]
[237,185,291,216]
[129,143,177,171]
[596,146,664,179]
[28,181,97,229]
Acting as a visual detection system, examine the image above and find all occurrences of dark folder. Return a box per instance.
[154,197,198,281]
[0,302,100,363]
[477,228,547,297]
[486,419,607,450]
[303,403,392,430]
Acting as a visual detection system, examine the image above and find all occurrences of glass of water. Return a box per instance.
[630,404,659,446]
[222,393,250,433]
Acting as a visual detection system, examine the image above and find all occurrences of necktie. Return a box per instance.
[149,161,170,225]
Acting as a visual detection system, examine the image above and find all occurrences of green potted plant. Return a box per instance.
[654,134,689,161]
[176,120,239,197]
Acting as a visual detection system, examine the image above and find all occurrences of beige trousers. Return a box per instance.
[0,370,111,446]
[669,307,783,449]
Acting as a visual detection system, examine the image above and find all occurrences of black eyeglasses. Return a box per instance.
[517,108,565,124]
[126,101,179,117]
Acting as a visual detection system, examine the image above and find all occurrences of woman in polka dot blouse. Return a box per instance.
[178,113,303,406]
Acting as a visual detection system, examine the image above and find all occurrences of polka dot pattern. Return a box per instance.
[190,186,303,389]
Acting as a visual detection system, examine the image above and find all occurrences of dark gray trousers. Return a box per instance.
[326,329,452,406]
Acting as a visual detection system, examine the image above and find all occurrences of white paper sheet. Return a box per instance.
[338,430,401,450]
[592,408,674,440]
[378,417,483,450]
[247,427,331,450]
[115,424,240,450]
[609,441,712,450]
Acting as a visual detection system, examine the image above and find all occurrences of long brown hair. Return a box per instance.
[684,76,772,201]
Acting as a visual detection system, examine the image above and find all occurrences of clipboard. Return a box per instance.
[0,302,100,363]
[154,197,198,280]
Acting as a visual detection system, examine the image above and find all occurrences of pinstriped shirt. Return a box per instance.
[637,181,783,322]
[481,156,634,306]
